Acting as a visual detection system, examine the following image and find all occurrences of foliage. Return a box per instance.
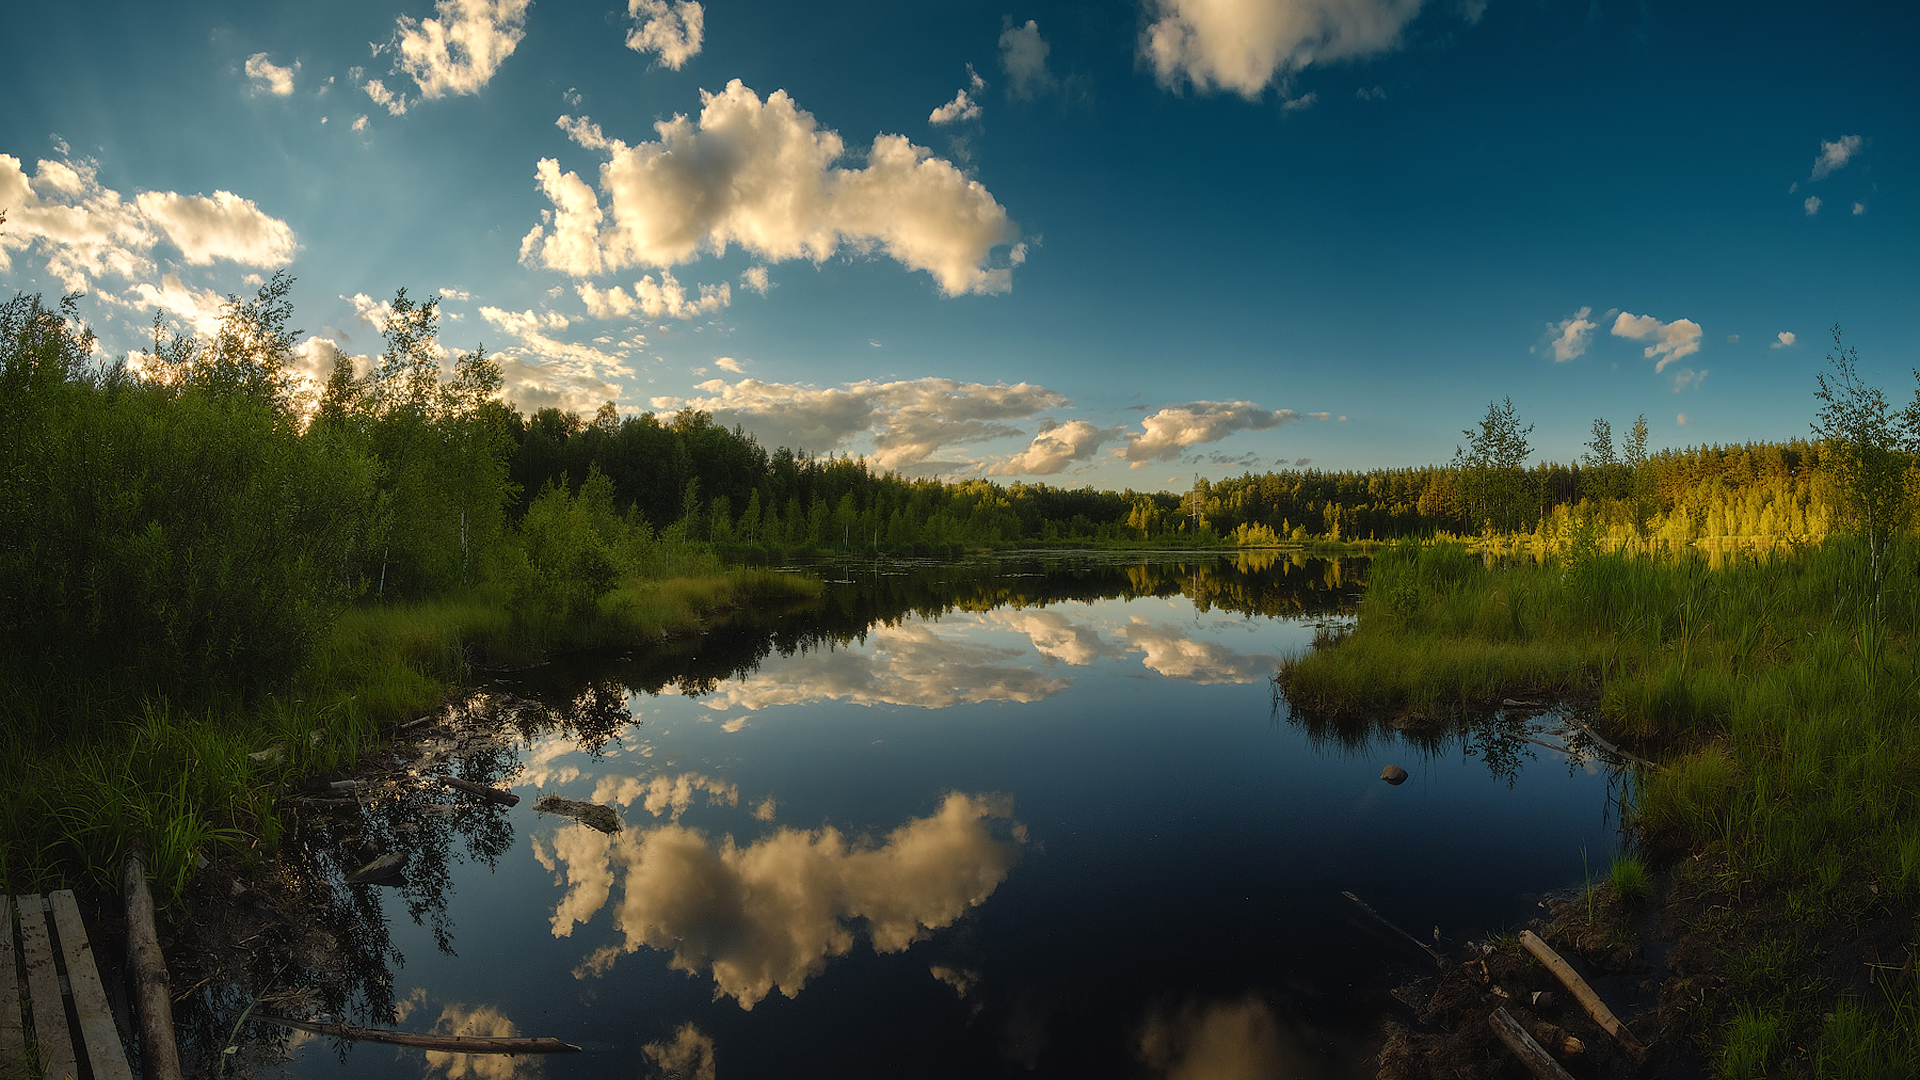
[0,288,378,709]
[1812,326,1915,617]
[1452,396,1536,534]
[1281,539,1920,1074]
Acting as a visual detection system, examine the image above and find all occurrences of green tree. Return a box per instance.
[1622,414,1656,543]
[1582,417,1618,504]
[1815,326,1911,616]
[1453,397,1536,534]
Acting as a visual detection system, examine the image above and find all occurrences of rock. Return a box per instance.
[535,795,622,834]
[1381,764,1409,785]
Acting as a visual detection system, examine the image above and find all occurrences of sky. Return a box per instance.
[2,0,1914,490]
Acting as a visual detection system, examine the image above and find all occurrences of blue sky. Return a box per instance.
[2,0,1913,489]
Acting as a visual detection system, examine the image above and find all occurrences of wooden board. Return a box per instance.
[1,896,24,1076]
[48,891,133,1080]
[14,895,77,1080]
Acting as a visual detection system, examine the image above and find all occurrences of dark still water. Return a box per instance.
[254,552,1624,1080]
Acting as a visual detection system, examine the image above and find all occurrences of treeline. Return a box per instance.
[0,276,1851,717]
[512,401,1834,551]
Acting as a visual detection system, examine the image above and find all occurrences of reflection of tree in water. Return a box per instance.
[506,553,1364,716]
[1282,697,1636,792]
[173,717,527,1076]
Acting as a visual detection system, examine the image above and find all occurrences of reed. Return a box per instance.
[1279,537,1920,1073]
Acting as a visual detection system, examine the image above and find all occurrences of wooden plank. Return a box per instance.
[47,891,133,1080]
[15,896,77,1080]
[1,895,24,1076]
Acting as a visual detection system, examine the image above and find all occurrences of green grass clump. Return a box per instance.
[1610,852,1648,900]
[1278,534,1920,1075]
[1720,1005,1790,1079]
[0,562,823,907]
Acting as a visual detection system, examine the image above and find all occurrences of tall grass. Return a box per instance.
[1278,536,1920,1074]
[0,565,820,906]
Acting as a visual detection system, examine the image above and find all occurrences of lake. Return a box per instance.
[227,551,1626,1079]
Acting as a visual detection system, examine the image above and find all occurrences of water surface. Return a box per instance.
[255,552,1623,1079]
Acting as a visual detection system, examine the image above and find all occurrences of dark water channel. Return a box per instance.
[230,552,1627,1079]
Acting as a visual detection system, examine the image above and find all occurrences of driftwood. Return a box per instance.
[280,796,363,809]
[1518,931,1649,1062]
[1568,720,1664,773]
[346,853,406,885]
[534,796,621,834]
[440,776,520,806]
[1488,1007,1576,1080]
[125,845,185,1080]
[1342,891,1445,967]
[254,1015,580,1054]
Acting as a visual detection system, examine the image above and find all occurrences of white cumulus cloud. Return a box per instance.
[520,82,1022,296]
[134,190,297,266]
[1804,195,1822,216]
[1809,134,1862,181]
[244,53,298,96]
[0,152,294,291]
[739,265,770,294]
[651,376,1066,471]
[1612,311,1703,372]
[1123,401,1300,467]
[577,271,730,320]
[626,0,704,69]
[988,420,1117,476]
[930,89,982,125]
[1142,0,1429,99]
[376,0,529,109]
[477,304,635,414]
[1772,331,1795,348]
[1669,367,1707,393]
[1544,306,1596,362]
[999,19,1057,98]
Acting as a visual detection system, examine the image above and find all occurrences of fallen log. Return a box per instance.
[534,795,621,834]
[346,853,406,885]
[1568,720,1663,773]
[1518,930,1648,1062]
[124,844,185,1080]
[439,777,520,806]
[253,1015,580,1054]
[1342,891,1444,967]
[1488,1007,1575,1080]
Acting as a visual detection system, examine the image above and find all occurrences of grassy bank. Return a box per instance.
[1277,540,1920,1078]
[0,564,820,906]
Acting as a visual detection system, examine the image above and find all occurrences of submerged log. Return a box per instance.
[124,845,185,1080]
[346,852,406,885]
[440,777,520,806]
[533,796,621,834]
[1568,720,1664,773]
[254,1015,580,1054]
[1342,891,1444,967]
[1488,1007,1576,1080]
[1518,930,1648,1062]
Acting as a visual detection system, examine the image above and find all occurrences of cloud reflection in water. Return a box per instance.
[686,622,1072,712]
[1138,996,1314,1080]
[539,791,1025,1007]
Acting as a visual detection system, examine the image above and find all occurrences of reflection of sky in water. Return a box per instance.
[282,585,1619,1080]
[665,599,1286,722]
[530,792,1025,1007]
